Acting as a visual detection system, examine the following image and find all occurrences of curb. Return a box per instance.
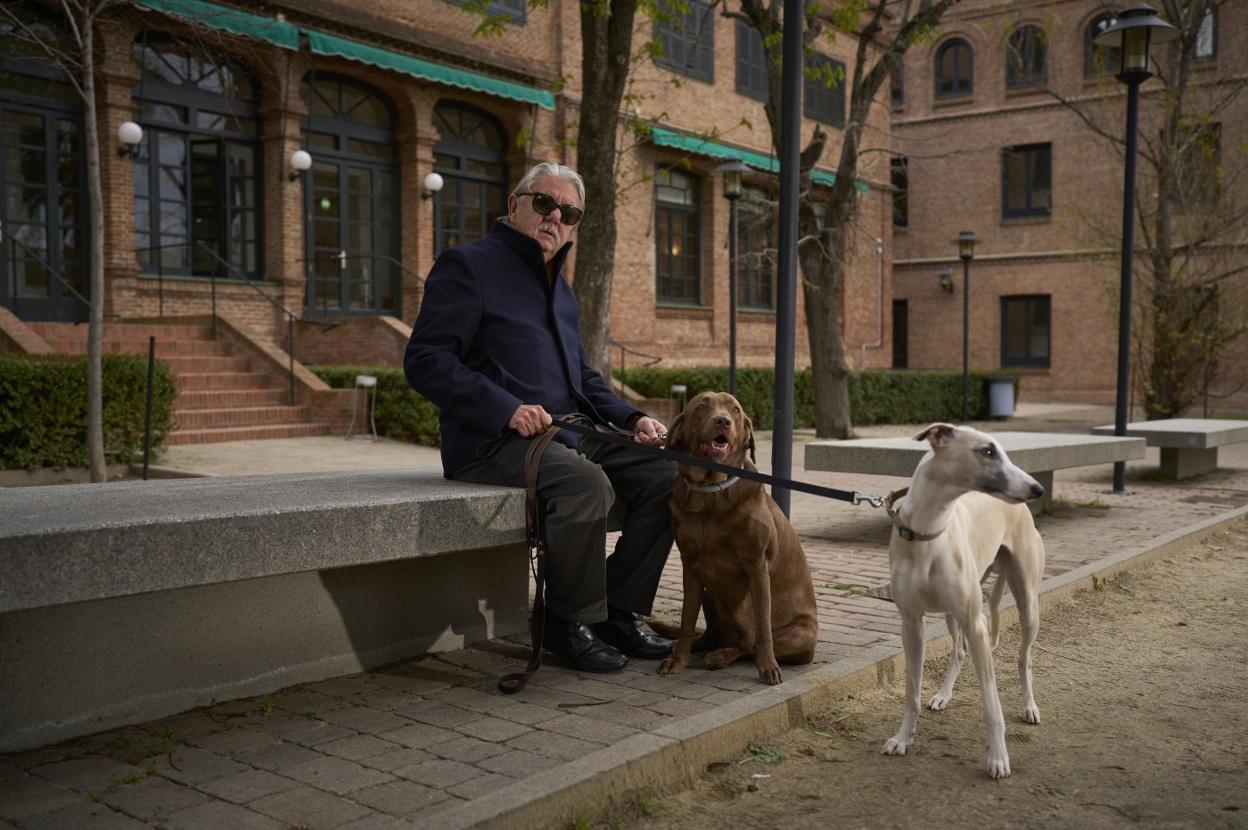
[423,504,1248,830]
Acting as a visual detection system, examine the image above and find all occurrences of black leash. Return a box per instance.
[552,415,885,508]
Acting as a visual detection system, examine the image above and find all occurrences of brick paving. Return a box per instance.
[3,417,1247,829]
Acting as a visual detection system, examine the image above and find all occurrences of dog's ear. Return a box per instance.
[743,412,756,462]
[913,422,956,447]
[666,411,687,452]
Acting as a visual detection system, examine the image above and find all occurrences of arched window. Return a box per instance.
[303,74,400,315]
[432,103,507,256]
[1006,25,1046,88]
[934,38,973,98]
[1085,14,1120,77]
[132,33,261,279]
[0,5,88,322]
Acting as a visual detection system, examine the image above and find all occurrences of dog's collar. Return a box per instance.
[884,487,945,542]
[682,473,741,493]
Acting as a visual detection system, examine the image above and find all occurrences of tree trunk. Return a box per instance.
[573,0,638,377]
[799,235,852,437]
[82,10,106,481]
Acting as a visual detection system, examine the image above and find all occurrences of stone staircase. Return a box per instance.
[29,321,330,445]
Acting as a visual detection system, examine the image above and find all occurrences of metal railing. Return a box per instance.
[295,253,424,318]
[611,339,663,392]
[1,222,95,321]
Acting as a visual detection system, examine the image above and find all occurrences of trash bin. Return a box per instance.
[986,376,1017,420]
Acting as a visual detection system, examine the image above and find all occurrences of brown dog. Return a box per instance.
[657,391,818,684]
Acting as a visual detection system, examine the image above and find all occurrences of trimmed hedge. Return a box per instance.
[311,366,441,447]
[618,367,1001,428]
[0,353,176,470]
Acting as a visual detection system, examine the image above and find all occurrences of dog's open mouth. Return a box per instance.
[698,434,732,457]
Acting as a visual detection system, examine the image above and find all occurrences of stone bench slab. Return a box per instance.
[804,431,1146,478]
[1090,419,1248,449]
[0,470,527,614]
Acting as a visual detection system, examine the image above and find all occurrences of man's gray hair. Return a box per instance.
[511,162,585,208]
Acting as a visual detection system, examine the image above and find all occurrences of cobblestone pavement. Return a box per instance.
[4,412,1247,830]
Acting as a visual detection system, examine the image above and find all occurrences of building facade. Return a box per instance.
[890,0,1247,411]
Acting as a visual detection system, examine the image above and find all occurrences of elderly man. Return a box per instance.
[405,161,674,673]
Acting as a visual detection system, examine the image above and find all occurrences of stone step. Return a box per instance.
[27,322,216,342]
[162,355,253,373]
[165,422,332,445]
[177,371,275,391]
[175,389,291,408]
[37,338,234,357]
[174,405,312,430]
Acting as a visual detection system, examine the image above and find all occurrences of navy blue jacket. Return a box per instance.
[405,220,642,476]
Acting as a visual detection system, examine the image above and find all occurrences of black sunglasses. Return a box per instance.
[519,191,583,226]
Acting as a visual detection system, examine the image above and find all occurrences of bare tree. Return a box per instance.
[731,0,961,438]
[2,0,128,481]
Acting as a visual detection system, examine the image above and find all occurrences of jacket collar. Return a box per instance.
[491,219,573,280]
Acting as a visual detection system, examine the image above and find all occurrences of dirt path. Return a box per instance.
[614,520,1248,830]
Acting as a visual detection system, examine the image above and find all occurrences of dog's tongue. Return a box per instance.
[698,437,731,457]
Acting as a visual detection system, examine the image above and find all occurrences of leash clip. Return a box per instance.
[853,491,885,509]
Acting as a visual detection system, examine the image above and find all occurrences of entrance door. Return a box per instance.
[0,106,87,322]
[302,76,398,316]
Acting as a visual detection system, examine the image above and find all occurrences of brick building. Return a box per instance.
[890,0,1247,410]
[0,0,896,443]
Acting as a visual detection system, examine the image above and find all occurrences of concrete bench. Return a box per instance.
[804,431,1147,513]
[1091,419,1248,479]
[0,470,538,752]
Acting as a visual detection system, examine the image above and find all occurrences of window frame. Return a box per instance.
[1194,5,1216,62]
[737,184,775,311]
[431,101,508,257]
[446,0,525,24]
[655,0,715,83]
[1084,14,1120,77]
[803,52,846,128]
[1006,25,1047,89]
[934,37,973,98]
[1001,142,1052,219]
[1000,295,1051,368]
[891,156,908,229]
[890,62,904,109]
[654,165,702,306]
[735,19,768,101]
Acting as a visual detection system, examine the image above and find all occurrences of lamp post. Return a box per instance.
[1095,3,1178,493]
[954,231,979,422]
[714,160,749,397]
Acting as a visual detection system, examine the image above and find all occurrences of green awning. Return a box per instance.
[134,0,300,50]
[650,126,870,193]
[304,29,555,110]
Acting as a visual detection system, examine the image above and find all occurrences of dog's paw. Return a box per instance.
[757,663,782,685]
[882,735,911,756]
[986,750,1012,779]
[704,647,739,670]
[657,656,686,675]
[1022,703,1041,724]
[927,691,953,711]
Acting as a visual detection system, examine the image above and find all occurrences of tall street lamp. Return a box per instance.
[1095,3,1178,493]
[954,231,979,422]
[714,159,750,397]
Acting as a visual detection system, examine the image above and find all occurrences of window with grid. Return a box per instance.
[804,53,846,127]
[131,33,261,279]
[446,0,525,24]
[432,103,507,256]
[1195,6,1216,61]
[655,0,714,83]
[1001,295,1050,368]
[735,20,768,100]
[1085,14,1120,76]
[1006,25,1046,88]
[737,186,774,310]
[935,38,972,97]
[890,63,904,108]
[1002,143,1051,218]
[891,157,908,228]
[655,167,701,305]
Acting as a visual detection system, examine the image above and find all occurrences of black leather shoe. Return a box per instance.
[593,607,673,660]
[544,616,628,673]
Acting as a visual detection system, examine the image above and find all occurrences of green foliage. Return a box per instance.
[0,353,176,470]
[617,366,1000,427]
[312,366,441,447]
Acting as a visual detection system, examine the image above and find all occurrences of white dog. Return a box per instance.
[881,423,1046,779]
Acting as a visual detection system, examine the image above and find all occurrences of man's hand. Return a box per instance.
[633,416,667,447]
[509,404,552,437]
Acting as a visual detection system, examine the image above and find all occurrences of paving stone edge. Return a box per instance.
[422,504,1248,830]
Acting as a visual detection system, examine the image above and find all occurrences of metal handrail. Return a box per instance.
[1,223,93,321]
[610,339,663,392]
[296,252,425,285]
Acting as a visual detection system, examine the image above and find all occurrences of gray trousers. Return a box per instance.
[453,433,676,623]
